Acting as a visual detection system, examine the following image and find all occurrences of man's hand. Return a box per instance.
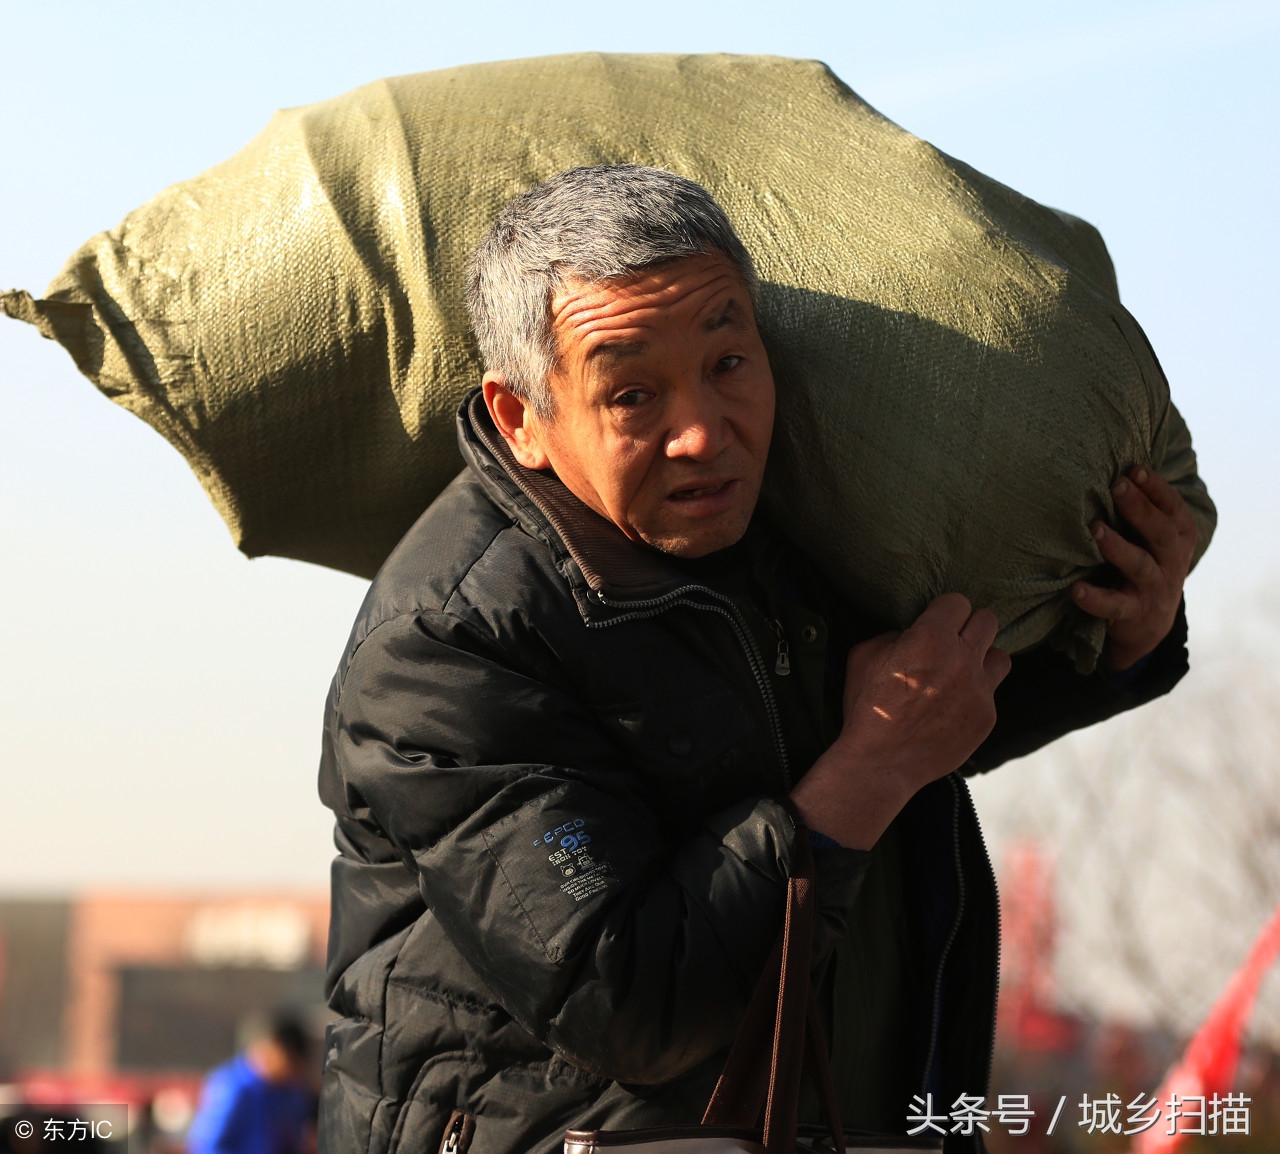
[790,593,1011,850]
[1071,466,1198,671]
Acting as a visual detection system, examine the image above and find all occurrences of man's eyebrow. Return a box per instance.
[586,339,647,363]
[705,299,748,331]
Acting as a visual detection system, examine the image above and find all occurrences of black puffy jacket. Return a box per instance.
[318,391,1188,1154]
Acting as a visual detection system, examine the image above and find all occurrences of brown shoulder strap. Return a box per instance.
[805,987,844,1147]
[702,829,844,1154]
[761,847,815,1151]
[700,933,782,1124]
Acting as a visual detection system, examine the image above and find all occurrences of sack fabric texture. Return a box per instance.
[2,52,1215,669]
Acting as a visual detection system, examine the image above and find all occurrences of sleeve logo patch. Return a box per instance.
[534,819,612,902]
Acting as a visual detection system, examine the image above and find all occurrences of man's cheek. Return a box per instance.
[621,454,666,514]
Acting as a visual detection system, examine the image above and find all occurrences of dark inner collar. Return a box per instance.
[465,391,688,602]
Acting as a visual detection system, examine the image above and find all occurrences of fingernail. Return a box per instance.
[1114,478,1130,495]
[1073,585,1088,601]
[1135,468,1149,484]
[1092,522,1106,541]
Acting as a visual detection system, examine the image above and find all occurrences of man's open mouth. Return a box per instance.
[669,480,734,501]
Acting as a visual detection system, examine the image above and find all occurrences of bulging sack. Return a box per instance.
[2,53,1214,668]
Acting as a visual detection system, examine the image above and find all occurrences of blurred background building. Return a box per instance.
[0,893,327,1150]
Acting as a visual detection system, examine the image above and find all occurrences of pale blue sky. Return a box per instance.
[1,0,1277,889]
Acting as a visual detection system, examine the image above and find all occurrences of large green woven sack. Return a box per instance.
[3,53,1214,668]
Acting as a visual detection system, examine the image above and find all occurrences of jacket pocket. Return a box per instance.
[389,1053,602,1154]
[385,1051,470,1154]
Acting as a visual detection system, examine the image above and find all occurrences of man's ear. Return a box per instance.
[482,373,552,470]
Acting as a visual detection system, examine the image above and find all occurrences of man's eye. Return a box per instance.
[713,355,743,374]
[613,389,648,407]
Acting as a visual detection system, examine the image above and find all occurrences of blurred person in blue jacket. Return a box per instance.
[186,1012,317,1154]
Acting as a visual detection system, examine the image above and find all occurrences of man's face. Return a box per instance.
[485,252,775,558]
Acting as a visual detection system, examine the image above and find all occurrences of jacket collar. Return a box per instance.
[456,389,694,621]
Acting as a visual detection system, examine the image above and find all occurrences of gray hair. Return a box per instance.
[465,165,760,418]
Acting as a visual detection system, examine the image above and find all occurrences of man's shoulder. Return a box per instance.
[343,468,583,658]
[365,469,513,617]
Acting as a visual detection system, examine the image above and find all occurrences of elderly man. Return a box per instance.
[318,166,1195,1154]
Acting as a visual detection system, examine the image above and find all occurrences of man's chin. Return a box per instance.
[638,509,755,559]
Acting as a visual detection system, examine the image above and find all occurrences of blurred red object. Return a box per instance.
[17,1068,197,1108]
[998,842,1081,1053]
[1134,897,1280,1153]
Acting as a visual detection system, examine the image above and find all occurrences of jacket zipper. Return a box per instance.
[770,618,791,677]
[438,1110,475,1154]
[591,586,791,787]
[920,773,966,1095]
[965,780,1001,1103]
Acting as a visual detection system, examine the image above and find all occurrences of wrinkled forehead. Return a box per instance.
[548,253,756,365]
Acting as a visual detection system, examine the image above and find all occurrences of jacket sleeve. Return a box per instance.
[966,601,1189,774]
[324,608,869,1085]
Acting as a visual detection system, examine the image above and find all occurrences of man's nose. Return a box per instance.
[664,384,732,461]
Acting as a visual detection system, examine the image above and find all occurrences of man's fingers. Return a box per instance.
[959,607,1000,654]
[1130,466,1201,548]
[1092,521,1161,588]
[983,645,1012,687]
[1112,474,1181,560]
[1072,580,1138,622]
[1128,466,1179,517]
[916,592,973,634]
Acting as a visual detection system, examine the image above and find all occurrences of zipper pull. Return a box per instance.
[440,1112,474,1154]
[772,620,791,676]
